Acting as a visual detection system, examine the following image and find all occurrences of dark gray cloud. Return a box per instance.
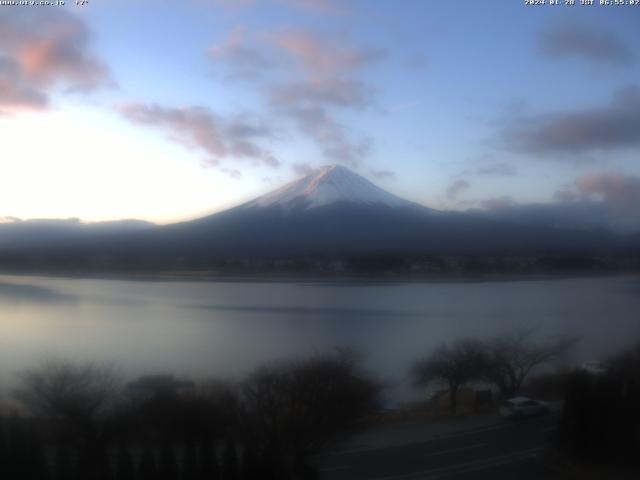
[446,179,471,200]
[221,168,243,178]
[291,162,316,176]
[208,29,274,81]
[461,162,517,177]
[118,103,279,168]
[0,9,111,114]
[369,169,396,180]
[539,24,635,67]
[501,87,640,156]
[477,173,640,233]
[284,105,370,166]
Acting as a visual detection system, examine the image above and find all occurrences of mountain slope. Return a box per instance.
[0,166,633,272]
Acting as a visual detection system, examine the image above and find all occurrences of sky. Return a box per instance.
[1,0,639,229]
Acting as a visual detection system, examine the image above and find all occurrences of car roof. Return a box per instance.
[506,396,532,404]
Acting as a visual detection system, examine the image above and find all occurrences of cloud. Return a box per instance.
[278,0,345,14]
[501,86,640,156]
[369,169,396,180]
[539,24,635,67]
[291,162,316,176]
[480,196,516,212]
[0,56,49,113]
[270,29,383,75]
[208,29,274,80]
[280,105,370,166]
[267,31,381,166]
[446,179,471,200]
[475,162,517,176]
[553,188,579,203]
[221,168,243,178]
[0,9,110,114]
[118,103,279,168]
[212,0,346,14]
[461,162,517,177]
[208,28,382,167]
[576,172,640,209]
[269,77,372,108]
[477,173,640,233]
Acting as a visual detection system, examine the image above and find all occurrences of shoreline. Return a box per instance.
[1,268,639,285]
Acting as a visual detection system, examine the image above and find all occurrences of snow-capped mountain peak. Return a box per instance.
[244,165,412,210]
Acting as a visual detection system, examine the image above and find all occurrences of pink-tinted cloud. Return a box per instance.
[118,103,279,168]
[267,32,381,165]
[576,173,640,209]
[208,27,383,167]
[0,10,110,114]
[212,0,346,14]
[480,196,516,212]
[278,0,345,14]
[271,30,383,75]
[18,29,109,91]
[0,57,49,114]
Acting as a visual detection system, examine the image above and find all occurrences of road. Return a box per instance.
[317,415,560,480]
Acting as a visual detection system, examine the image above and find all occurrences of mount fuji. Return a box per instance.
[0,165,627,272]
[243,165,415,211]
[122,165,616,261]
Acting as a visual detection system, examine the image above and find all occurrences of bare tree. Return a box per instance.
[484,328,578,399]
[412,339,489,415]
[14,358,119,426]
[14,358,120,478]
[238,349,380,476]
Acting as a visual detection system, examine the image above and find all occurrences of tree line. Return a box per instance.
[0,349,379,480]
[0,329,581,479]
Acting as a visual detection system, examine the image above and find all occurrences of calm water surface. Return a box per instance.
[1,274,639,401]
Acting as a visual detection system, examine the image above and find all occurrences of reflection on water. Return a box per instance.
[1,274,639,400]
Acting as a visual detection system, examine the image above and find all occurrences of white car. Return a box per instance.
[579,361,608,375]
[500,396,549,419]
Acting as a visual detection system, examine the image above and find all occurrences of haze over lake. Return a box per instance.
[1,274,639,401]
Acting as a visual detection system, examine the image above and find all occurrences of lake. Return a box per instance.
[1,273,639,402]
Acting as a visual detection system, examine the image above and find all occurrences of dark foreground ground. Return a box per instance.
[316,414,564,480]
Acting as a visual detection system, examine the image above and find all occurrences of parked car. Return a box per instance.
[500,396,549,419]
[579,361,608,375]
